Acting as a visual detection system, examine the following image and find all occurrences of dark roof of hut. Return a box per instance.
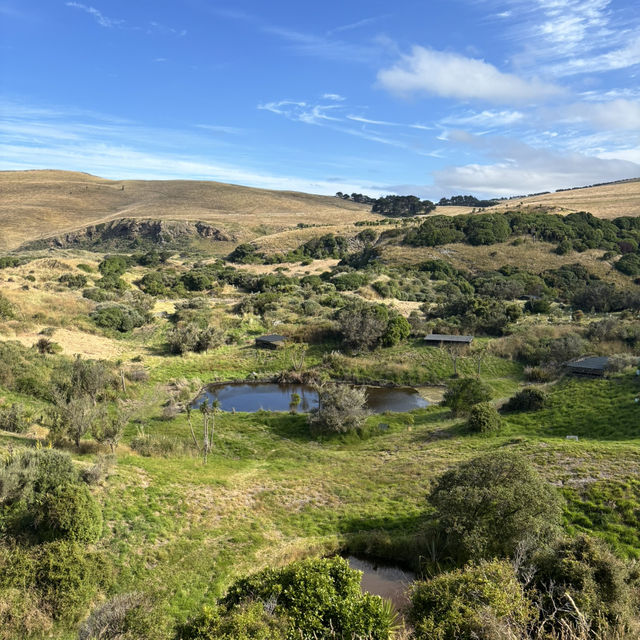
[566,356,609,371]
[255,334,287,343]
[424,334,474,343]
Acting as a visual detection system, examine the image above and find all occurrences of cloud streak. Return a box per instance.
[65,2,122,28]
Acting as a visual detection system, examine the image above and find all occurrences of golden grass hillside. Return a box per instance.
[0,170,373,250]
[487,179,640,218]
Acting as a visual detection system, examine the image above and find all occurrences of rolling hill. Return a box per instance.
[0,170,372,250]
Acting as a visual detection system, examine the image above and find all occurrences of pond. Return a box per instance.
[191,382,430,414]
[346,556,415,610]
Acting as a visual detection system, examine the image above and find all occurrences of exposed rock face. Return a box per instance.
[23,218,232,250]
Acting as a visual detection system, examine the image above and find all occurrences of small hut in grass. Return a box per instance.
[424,334,474,346]
[565,356,609,377]
[255,334,287,350]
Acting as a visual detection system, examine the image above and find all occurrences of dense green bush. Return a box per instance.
[34,540,99,621]
[98,255,131,277]
[91,304,146,332]
[36,483,102,543]
[218,556,394,639]
[336,301,389,352]
[502,387,548,412]
[615,252,640,276]
[428,452,562,563]
[443,378,492,417]
[381,315,411,346]
[409,560,532,640]
[523,297,551,313]
[530,535,639,635]
[82,287,114,303]
[466,402,501,435]
[58,273,88,288]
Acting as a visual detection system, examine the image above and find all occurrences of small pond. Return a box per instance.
[191,382,429,414]
[346,556,415,610]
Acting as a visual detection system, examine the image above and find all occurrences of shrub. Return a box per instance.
[523,298,551,314]
[78,593,151,640]
[530,535,639,635]
[91,305,145,333]
[34,540,98,621]
[0,403,31,433]
[308,384,370,436]
[0,293,15,320]
[58,273,88,289]
[409,560,532,640]
[443,378,492,417]
[466,402,501,435]
[381,315,411,346]
[428,451,562,563]
[35,483,103,543]
[502,387,548,413]
[177,601,288,640]
[335,301,389,352]
[219,556,394,640]
[83,287,114,303]
[615,253,640,276]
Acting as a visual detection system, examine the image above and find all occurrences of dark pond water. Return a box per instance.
[346,556,415,610]
[191,382,429,414]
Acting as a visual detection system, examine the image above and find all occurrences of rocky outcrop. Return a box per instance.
[23,218,232,250]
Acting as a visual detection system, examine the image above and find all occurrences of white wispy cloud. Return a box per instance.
[65,2,123,28]
[377,46,563,104]
[442,110,525,127]
[346,115,402,126]
[196,124,247,135]
[327,15,388,36]
[323,93,346,101]
[0,99,382,195]
[432,131,640,197]
[560,99,640,131]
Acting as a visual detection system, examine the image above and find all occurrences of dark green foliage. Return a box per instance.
[409,560,532,640]
[227,243,261,264]
[299,233,349,259]
[70,357,112,404]
[35,483,102,543]
[58,273,88,288]
[308,384,370,436]
[429,452,563,563]
[502,387,548,412]
[464,214,511,245]
[91,304,146,332]
[443,378,492,417]
[427,296,521,336]
[438,195,498,207]
[466,402,501,435]
[405,216,465,246]
[372,194,435,217]
[219,556,393,639]
[98,255,132,277]
[514,333,586,366]
[330,271,369,291]
[0,256,24,269]
[381,315,411,346]
[167,323,224,355]
[523,298,551,313]
[530,535,639,634]
[96,274,129,291]
[76,263,95,273]
[615,252,640,275]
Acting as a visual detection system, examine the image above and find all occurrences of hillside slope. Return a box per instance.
[487,179,640,218]
[0,170,372,250]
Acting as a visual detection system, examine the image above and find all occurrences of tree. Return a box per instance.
[92,402,131,453]
[48,391,98,447]
[70,357,111,405]
[187,401,220,463]
[381,315,411,346]
[308,384,370,436]
[443,342,467,377]
[336,301,389,352]
[443,378,491,417]
[429,451,563,563]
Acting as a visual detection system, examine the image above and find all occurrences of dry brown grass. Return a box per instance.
[0,170,374,250]
[486,180,640,218]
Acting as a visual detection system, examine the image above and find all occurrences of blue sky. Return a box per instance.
[1,0,639,198]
